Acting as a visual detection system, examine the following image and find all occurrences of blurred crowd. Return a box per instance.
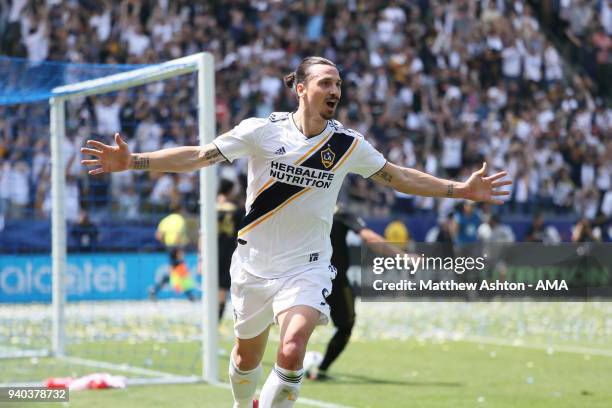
[0,0,610,240]
[532,0,611,97]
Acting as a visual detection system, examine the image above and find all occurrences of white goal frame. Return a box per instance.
[48,52,219,385]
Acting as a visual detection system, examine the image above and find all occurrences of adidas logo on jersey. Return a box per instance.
[274,146,286,155]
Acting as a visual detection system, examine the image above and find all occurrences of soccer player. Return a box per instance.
[149,203,195,301]
[82,56,511,408]
[309,205,403,381]
[217,178,243,321]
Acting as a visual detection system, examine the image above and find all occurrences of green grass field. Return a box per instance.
[2,301,611,407]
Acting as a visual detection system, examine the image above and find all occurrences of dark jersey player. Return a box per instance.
[310,206,395,380]
[217,179,243,321]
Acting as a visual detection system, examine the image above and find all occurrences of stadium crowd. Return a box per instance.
[0,0,610,241]
[532,0,611,97]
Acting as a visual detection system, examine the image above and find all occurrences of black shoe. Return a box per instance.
[309,369,331,381]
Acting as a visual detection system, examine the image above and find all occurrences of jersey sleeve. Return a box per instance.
[335,209,366,233]
[349,137,387,178]
[212,117,267,162]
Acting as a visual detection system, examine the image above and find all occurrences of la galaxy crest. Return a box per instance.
[320,146,335,169]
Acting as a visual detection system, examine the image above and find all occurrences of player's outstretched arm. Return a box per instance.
[81,133,226,175]
[370,162,512,205]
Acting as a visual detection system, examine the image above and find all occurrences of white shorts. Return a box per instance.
[230,262,337,339]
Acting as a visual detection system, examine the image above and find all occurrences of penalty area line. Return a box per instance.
[60,356,200,384]
[213,382,354,408]
[57,357,356,406]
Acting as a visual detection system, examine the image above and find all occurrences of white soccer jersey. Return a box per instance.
[212,112,386,278]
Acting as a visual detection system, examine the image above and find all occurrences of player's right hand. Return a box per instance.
[81,133,131,175]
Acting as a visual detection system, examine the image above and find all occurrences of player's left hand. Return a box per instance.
[81,133,131,175]
[460,163,512,205]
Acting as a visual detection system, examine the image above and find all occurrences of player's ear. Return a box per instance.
[296,82,305,98]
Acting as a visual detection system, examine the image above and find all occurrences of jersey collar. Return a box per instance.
[290,112,331,140]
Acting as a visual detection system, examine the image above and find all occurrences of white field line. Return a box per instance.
[60,356,188,378]
[0,381,46,387]
[0,349,49,359]
[213,382,354,408]
[60,357,354,407]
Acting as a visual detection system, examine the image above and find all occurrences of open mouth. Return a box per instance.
[326,100,337,108]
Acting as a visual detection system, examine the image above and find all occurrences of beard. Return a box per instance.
[320,106,336,120]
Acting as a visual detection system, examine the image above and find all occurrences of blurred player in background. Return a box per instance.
[384,220,415,252]
[217,178,243,321]
[451,201,481,246]
[82,56,511,408]
[70,209,99,252]
[149,203,195,301]
[309,205,407,381]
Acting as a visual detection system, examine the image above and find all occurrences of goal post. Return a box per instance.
[50,96,66,359]
[46,52,219,384]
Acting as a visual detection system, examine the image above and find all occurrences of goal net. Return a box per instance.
[0,53,219,386]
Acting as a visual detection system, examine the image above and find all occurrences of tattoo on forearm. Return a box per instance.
[132,156,150,170]
[202,147,224,164]
[204,149,220,161]
[446,183,454,198]
[376,169,393,183]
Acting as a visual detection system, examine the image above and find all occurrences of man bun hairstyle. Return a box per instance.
[283,72,297,91]
[284,56,337,93]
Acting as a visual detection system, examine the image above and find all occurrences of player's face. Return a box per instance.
[302,65,342,120]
